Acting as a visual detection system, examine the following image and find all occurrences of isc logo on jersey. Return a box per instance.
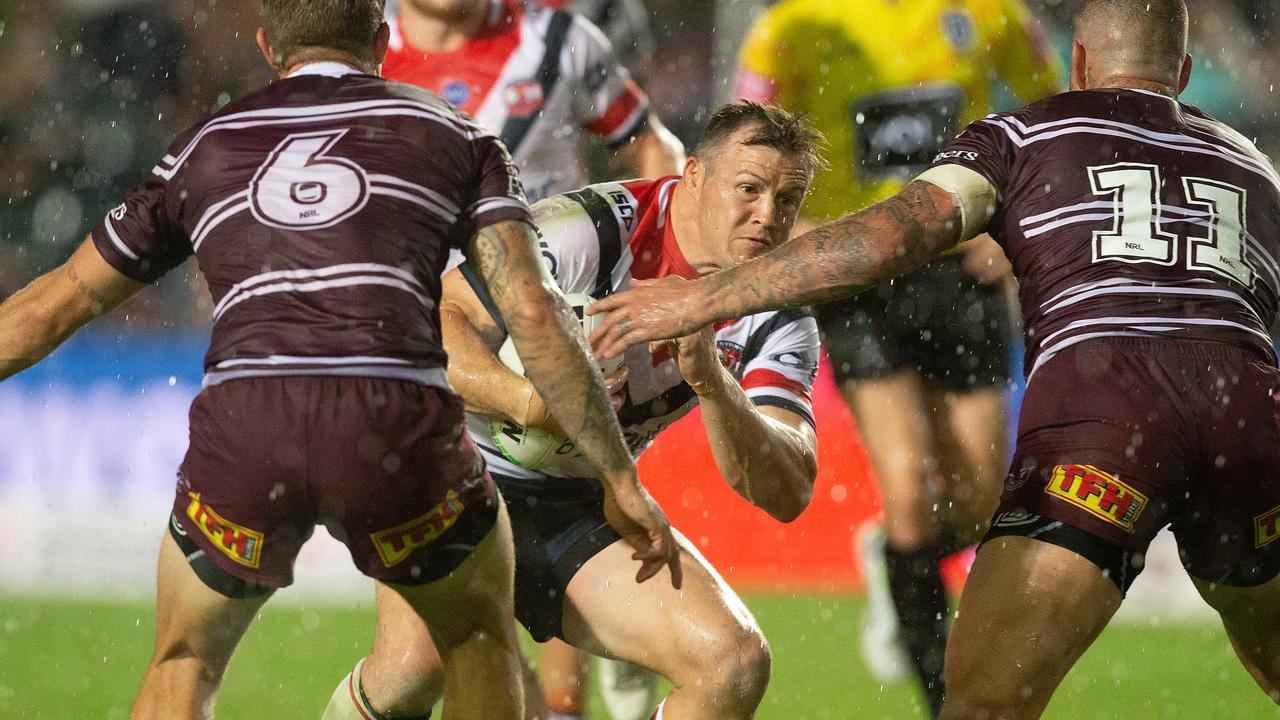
[489,293,624,470]
[1044,464,1148,531]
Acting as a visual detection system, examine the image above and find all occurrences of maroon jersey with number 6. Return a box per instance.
[91,63,531,389]
[86,64,531,588]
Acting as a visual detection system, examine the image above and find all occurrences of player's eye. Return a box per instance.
[739,184,758,195]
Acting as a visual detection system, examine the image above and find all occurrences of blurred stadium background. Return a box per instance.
[1,0,1279,717]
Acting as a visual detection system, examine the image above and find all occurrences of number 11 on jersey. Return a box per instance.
[1089,162,1255,288]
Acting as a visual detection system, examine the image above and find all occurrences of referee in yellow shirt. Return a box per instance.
[735,1,1061,715]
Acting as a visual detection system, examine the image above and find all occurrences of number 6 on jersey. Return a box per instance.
[250,129,370,230]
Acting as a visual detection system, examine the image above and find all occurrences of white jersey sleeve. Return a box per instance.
[734,309,821,428]
[562,14,650,147]
[529,194,605,295]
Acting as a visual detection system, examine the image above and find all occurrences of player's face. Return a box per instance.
[692,133,809,271]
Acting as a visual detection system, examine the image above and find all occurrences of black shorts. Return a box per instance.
[816,254,1011,391]
[985,338,1280,592]
[175,377,498,589]
[496,473,621,642]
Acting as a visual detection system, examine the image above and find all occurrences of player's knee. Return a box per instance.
[697,625,771,710]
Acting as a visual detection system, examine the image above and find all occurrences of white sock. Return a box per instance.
[320,658,389,720]
[651,699,666,720]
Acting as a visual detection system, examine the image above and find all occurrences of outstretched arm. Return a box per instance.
[589,180,967,357]
[0,236,145,380]
[464,219,681,586]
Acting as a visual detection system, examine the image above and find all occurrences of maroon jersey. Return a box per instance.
[932,88,1280,376]
[91,63,531,388]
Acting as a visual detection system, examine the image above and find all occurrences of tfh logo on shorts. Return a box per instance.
[1044,464,1148,532]
[372,490,466,568]
[1254,504,1280,548]
[185,492,264,568]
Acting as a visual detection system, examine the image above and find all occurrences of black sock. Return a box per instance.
[884,543,949,718]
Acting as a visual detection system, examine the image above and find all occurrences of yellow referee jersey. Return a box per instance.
[735,0,1062,221]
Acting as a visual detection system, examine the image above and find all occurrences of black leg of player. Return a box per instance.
[884,542,949,718]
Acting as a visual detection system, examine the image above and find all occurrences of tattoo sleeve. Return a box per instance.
[464,220,635,479]
[700,180,965,320]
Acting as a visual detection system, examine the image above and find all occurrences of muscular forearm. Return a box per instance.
[469,222,635,482]
[0,263,103,380]
[695,366,816,522]
[699,181,961,324]
[441,304,542,426]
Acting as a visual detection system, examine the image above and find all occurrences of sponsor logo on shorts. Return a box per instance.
[1254,504,1280,548]
[371,490,466,568]
[1044,464,1147,532]
[993,511,1041,528]
[185,492,263,568]
[1004,464,1036,492]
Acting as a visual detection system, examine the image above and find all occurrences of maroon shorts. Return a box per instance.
[172,377,497,588]
[989,337,1280,589]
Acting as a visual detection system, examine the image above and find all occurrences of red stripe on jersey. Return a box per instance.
[383,2,522,115]
[742,368,812,403]
[584,78,645,137]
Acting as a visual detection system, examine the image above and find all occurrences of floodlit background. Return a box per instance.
[1,0,1278,717]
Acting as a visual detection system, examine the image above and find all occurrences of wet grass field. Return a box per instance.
[0,594,1268,719]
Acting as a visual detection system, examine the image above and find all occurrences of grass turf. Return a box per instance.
[0,595,1268,719]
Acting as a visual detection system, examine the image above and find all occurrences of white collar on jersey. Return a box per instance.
[288,62,364,78]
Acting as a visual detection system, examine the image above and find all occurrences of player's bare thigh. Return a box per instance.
[942,536,1121,720]
[560,530,769,701]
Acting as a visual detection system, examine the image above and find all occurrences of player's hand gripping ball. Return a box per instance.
[488,293,623,469]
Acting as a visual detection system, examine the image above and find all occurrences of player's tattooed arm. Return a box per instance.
[464,219,682,586]
[0,235,143,381]
[589,181,965,355]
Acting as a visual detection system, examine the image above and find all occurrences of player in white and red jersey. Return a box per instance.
[360,103,825,720]
[384,0,682,204]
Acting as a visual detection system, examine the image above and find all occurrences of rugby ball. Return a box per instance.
[488,293,621,470]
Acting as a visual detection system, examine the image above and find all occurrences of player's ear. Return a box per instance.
[683,155,703,189]
[1177,53,1192,95]
[1069,40,1087,91]
[256,28,280,73]
[373,22,391,68]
